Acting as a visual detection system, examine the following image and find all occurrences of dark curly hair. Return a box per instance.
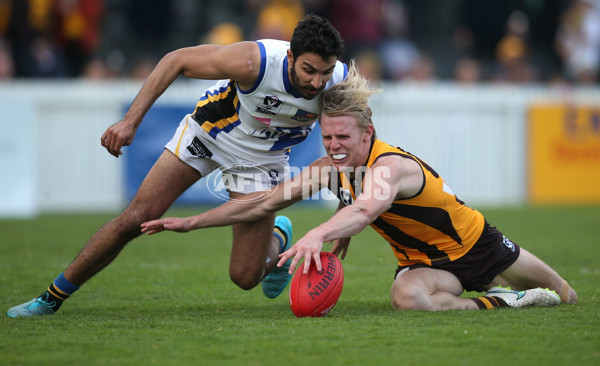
[290,14,345,60]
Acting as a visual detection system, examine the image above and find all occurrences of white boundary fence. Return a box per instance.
[0,80,598,216]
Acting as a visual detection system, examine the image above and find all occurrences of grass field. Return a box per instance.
[1,205,599,365]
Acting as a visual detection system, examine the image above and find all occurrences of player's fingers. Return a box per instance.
[102,135,120,157]
[278,245,295,261]
[102,134,110,149]
[101,132,108,147]
[140,222,161,234]
[288,255,303,274]
[142,227,159,235]
[302,255,312,274]
[313,251,322,272]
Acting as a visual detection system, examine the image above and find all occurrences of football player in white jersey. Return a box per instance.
[7,15,346,317]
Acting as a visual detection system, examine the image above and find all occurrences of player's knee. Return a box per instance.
[118,205,161,235]
[390,282,430,311]
[229,266,262,291]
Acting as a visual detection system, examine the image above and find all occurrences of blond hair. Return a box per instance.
[319,62,381,140]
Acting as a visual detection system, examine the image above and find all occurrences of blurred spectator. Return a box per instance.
[1,0,596,83]
[0,0,11,36]
[254,0,304,40]
[129,56,155,81]
[455,0,513,62]
[55,0,104,76]
[378,0,421,80]
[354,48,383,81]
[404,54,437,82]
[328,0,384,60]
[489,10,538,83]
[0,40,15,79]
[453,56,482,83]
[23,36,69,77]
[204,0,262,40]
[204,22,244,45]
[379,38,420,80]
[5,0,68,77]
[81,56,111,80]
[555,0,600,84]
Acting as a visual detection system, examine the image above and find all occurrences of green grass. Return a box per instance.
[1,205,599,365]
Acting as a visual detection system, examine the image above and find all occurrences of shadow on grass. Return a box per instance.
[56,299,399,323]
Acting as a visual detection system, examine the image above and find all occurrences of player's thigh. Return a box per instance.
[392,267,464,299]
[126,149,202,220]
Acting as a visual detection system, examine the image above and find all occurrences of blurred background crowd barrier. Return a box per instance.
[0,0,599,216]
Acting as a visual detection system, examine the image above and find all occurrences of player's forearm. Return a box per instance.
[189,201,274,229]
[310,205,371,244]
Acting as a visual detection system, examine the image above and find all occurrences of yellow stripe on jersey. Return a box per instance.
[194,82,235,108]
[194,83,241,137]
[201,105,240,134]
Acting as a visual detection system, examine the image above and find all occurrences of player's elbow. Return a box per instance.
[353,205,376,229]
[355,212,372,230]
[162,47,198,76]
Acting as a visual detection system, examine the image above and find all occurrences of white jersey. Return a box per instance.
[191,39,347,157]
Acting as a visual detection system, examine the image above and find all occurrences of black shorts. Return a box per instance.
[394,221,520,292]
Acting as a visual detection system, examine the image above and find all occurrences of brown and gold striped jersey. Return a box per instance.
[330,139,485,266]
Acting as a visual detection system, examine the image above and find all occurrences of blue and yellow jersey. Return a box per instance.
[330,139,485,266]
[191,39,347,156]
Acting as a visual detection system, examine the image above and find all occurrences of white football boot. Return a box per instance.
[485,286,561,308]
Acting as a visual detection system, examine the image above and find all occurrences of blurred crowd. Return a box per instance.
[0,0,599,84]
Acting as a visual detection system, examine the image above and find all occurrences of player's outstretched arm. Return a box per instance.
[279,155,414,274]
[141,158,332,235]
[330,201,351,259]
[101,42,261,157]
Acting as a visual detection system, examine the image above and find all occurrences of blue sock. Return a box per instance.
[273,229,286,253]
[53,272,80,295]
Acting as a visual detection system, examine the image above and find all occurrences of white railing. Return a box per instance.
[0,80,598,216]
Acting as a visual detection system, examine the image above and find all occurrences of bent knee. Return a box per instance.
[390,282,432,311]
[229,266,262,291]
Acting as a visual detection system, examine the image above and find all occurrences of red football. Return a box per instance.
[289,252,344,317]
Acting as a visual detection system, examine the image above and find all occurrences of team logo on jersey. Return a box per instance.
[339,188,353,206]
[256,94,285,115]
[267,169,279,186]
[187,137,213,158]
[502,236,516,252]
[291,109,317,122]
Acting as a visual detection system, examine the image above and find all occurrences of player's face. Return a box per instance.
[321,114,373,170]
[288,51,337,100]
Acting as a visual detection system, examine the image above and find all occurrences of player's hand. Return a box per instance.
[140,217,194,235]
[278,231,324,274]
[331,237,351,259]
[101,120,137,157]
